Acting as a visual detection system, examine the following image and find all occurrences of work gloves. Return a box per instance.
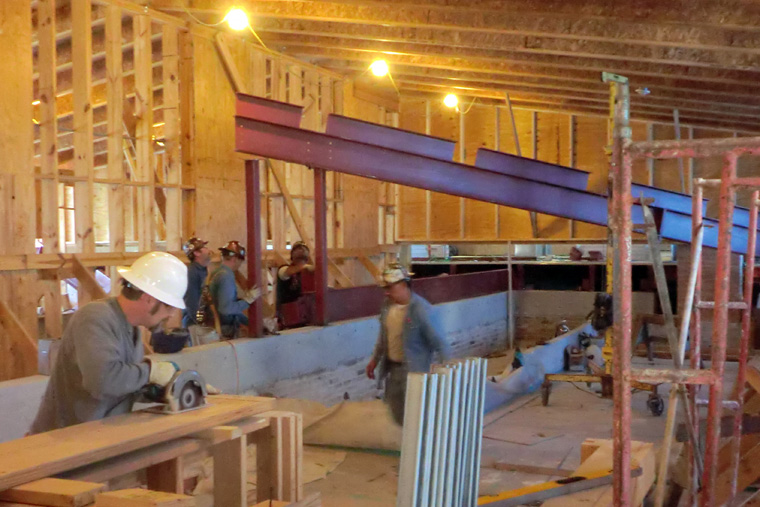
[241,286,261,304]
[146,358,180,387]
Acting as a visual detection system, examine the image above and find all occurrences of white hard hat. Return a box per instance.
[380,264,413,287]
[117,252,188,309]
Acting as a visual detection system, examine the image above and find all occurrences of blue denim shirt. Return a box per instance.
[209,265,249,327]
[371,292,451,383]
[182,261,207,328]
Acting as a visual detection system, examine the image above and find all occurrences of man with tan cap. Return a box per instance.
[30,252,189,433]
[365,264,451,425]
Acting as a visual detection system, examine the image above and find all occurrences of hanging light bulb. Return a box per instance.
[443,93,459,109]
[369,59,389,77]
[224,8,249,31]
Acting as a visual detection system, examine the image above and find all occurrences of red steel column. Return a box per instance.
[245,159,264,337]
[701,152,738,506]
[313,167,328,325]
[730,189,759,496]
[688,184,704,504]
[611,79,633,507]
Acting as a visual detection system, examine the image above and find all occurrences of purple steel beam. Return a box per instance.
[245,160,263,337]
[326,114,456,161]
[701,153,738,507]
[237,93,303,128]
[475,148,590,190]
[235,114,760,255]
[659,210,758,255]
[235,115,646,228]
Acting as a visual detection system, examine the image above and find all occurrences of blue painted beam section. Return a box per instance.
[659,210,758,255]
[631,183,707,216]
[475,148,590,190]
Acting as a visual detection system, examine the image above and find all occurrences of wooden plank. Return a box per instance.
[38,0,60,254]
[72,0,95,254]
[269,161,312,244]
[0,300,39,377]
[357,255,381,280]
[253,420,279,503]
[134,14,154,251]
[281,415,298,502]
[194,425,242,444]
[0,397,274,491]
[62,439,205,484]
[327,260,353,288]
[0,478,105,507]
[71,255,107,304]
[106,5,125,256]
[94,489,194,507]
[146,457,183,494]
[163,25,181,251]
[214,32,247,94]
[42,277,63,338]
[492,462,574,478]
[213,436,247,507]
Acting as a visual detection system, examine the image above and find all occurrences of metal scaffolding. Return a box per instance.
[611,76,760,506]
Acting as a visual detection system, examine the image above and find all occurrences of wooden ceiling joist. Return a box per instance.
[150,0,760,54]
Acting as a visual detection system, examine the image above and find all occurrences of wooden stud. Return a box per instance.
[163,25,181,251]
[327,259,354,288]
[72,0,95,254]
[425,100,432,240]
[494,106,501,238]
[646,123,655,187]
[214,33,247,94]
[106,5,125,259]
[459,108,466,239]
[253,420,280,503]
[0,300,38,378]
[146,458,184,494]
[568,114,576,238]
[134,15,155,250]
[72,255,107,306]
[529,110,539,238]
[178,30,195,239]
[38,0,60,254]
[358,254,382,280]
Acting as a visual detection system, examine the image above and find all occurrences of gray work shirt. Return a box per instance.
[30,298,150,433]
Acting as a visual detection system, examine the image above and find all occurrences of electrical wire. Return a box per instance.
[179,5,227,27]
[460,96,478,115]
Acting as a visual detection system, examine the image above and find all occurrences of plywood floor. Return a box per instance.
[304,358,738,505]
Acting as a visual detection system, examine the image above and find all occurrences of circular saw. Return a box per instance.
[144,370,208,414]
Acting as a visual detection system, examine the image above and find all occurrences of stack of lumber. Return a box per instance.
[398,358,487,507]
[0,478,105,507]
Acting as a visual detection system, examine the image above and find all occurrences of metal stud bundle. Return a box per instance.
[397,358,487,507]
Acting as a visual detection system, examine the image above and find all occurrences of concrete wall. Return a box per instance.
[0,292,507,442]
[514,290,655,345]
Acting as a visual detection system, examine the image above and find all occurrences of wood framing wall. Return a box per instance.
[396,97,754,243]
[0,0,397,381]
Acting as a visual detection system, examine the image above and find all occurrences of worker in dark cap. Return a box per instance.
[208,241,260,338]
[181,237,211,329]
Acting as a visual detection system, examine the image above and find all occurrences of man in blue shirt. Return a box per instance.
[209,241,260,338]
[365,264,451,425]
[181,237,211,329]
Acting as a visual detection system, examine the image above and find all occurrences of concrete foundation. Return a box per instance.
[0,292,507,442]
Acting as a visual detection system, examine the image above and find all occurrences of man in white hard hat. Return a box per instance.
[29,252,189,433]
[365,264,451,425]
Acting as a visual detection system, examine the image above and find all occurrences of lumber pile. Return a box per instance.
[0,478,105,507]
[398,358,487,506]
[93,490,194,507]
